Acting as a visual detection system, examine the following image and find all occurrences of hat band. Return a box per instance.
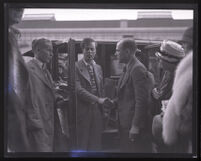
[160,51,183,59]
[156,52,180,64]
[161,57,180,64]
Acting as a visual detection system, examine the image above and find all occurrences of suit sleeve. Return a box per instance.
[75,64,100,104]
[47,70,63,103]
[131,66,149,129]
[98,66,104,98]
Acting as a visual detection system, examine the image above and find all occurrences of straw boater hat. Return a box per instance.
[155,40,185,63]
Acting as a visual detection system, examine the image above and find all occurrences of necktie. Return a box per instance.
[86,64,98,95]
[119,66,127,87]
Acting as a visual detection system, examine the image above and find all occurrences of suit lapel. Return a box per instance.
[117,72,125,91]
[118,57,136,90]
[77,60,91,84]
[119,70,129,90]
[29,59,53,89]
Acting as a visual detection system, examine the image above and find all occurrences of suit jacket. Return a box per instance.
[75,59,104,114]
[26,59,56,152]
[117,57,150,131]
[75,59,104,150]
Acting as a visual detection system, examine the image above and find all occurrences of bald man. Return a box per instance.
[26,38,62,152]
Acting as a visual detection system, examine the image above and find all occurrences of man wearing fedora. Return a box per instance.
[151,40,185,153]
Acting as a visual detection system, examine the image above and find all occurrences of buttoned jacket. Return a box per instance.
[117,57,150,131]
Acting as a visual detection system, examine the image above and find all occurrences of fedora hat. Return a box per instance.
[155,40,185,63]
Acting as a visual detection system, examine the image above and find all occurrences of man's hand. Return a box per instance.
[129,126,140,142]
[103,98,115,108]
[56,95,64,102]
[152,88,162,100]
[97,97,107,104]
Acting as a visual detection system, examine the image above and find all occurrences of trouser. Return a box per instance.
[119,127,152,153]
[77,104,103,151]
[27,129,54,152]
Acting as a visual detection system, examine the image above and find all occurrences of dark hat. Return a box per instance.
[181,27,193,46]
[155,40,185,63]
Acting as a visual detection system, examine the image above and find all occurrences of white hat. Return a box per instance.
[155,40,185,63]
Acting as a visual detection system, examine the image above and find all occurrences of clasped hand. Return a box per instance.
[129,126,140,142]
[152,88,162,100]
[98,97,114,107]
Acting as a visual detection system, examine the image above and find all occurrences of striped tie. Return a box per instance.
[87,64,98,95]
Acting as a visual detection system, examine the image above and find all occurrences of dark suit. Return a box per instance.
[75,59,104,151]
[117,57,152,152]
[26,59,59,152]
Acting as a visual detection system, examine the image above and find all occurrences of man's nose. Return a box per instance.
[88,49,93,53]
[114,51,119,57]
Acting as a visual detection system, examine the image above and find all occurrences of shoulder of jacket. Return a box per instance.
[131,62,146,74]
[95,63,101,69]
[27,59,36,70]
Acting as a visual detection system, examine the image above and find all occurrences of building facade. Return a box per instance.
[15,11,193,54]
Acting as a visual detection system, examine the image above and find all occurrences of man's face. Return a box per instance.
[36,42,53,64]
[83,42,96,64]
[9,8,24,26]
[115,41,129,64]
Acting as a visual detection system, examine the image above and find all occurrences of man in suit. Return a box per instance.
[151,40,185,153]
[75,38,109,151]
[114,38,152,152]
[26,38,63,152]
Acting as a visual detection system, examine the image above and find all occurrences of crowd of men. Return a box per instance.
[7,8,193,153]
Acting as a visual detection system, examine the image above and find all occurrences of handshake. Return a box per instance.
[97,97,116,110]
[98,97,116,117]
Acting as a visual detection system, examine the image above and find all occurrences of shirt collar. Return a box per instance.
[126,55,136,71]
[34,57,44,69]
[82,58,96,67]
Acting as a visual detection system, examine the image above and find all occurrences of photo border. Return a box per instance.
[2,0,199,159]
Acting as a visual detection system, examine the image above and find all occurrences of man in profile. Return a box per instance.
[26,38,63,152]
[114,38,152,152]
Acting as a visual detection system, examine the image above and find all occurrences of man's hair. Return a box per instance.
[80,38,97,49]
[32,38,52,51]
[32,39,38,50]
[182,26,193,50]
[120,38,137,53]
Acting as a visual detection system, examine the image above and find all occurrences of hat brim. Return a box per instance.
[155,52,180,63]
